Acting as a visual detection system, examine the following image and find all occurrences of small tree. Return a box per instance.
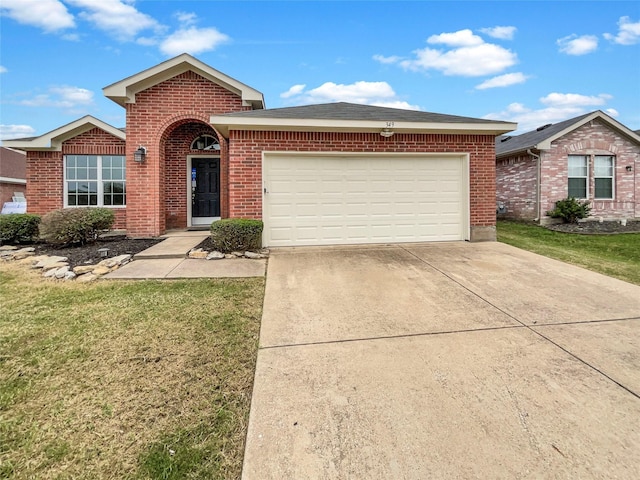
[547,197,591,224]
[39,208,115,246]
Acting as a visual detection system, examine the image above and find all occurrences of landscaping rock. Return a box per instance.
[55,266,70,279]
[43,268,58,278]
[0,245,18,251]
[98,254,132,268]
[232,251,244,258]
[73,265,97,275]
[92,266,112,276]
[206,251,225,260]
[189,248,209,259]
[244,251,264,259]
[35,256,69,269]
[64,271,77,281]
[225,253,237,259]
[77,273,98,283]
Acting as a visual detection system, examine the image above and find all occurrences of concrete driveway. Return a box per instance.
[243,242,640,479]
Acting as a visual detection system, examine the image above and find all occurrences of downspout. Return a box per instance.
[527,148,541,222]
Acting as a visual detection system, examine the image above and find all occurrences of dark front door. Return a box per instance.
[192,158,220,217]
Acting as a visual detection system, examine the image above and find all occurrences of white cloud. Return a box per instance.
[427,29,483,47]
[485,92,614,132]
[0,0,75,32]
[0,66,7,74]
[480,26,517,40]
[540,92,611,107]
[475,72,529,90]
[66,0,161,40]
[604,16,640,45]
[175,11,197,26]
[376,29,518,77]
[159,26,229,56]
[372,54,403,64]
[280,81,420,110]
[557,34,598,55]
[605,108,619,117]
[0,124,37,141]
[20,86,94,109]
[280,84,306,99]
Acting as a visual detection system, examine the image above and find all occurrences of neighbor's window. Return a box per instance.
[65,155,126,207]
[594,155,614,199]
[567,155,588,198]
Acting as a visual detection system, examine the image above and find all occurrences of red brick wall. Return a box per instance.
[496,154,538,220]
[541,119,639,219]
[24,128,127,229]
[227,130,497,231]
[125,70,248,236]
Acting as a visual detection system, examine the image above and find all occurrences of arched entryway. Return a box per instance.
[159,118,226,230]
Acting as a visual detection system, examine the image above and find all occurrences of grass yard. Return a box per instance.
[0,263,264,479]
[497,221,640,286]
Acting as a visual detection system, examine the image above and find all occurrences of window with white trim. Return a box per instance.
[594,155,614,199]
[567,155,588,198]
[65,155,126,207]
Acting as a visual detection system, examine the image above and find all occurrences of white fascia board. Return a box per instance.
[103,53,265,108]
[210,116,517,138]
[0,177,26,184]
[536,111,640,150]
[2,116,125,151]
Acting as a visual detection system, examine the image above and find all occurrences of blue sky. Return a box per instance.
[1,0,639,141]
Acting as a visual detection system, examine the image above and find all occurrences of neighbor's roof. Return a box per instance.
[0,146,26,181]
[103,53,265,110]
[496,110,640,157]
[2,116,125,151]
[211,102,517,137]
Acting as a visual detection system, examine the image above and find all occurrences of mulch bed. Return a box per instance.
[28,235,162,269]
[546,220,640,234]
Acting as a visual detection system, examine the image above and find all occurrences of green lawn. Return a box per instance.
[497,221,640,286]
[0,264,264,480]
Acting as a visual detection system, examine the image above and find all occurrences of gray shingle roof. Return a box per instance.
[496,111,595,157]
[222,102,509,124]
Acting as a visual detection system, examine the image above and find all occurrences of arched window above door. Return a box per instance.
[191,134,220,151]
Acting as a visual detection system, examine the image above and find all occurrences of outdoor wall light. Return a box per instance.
[626,165,633,172]
[380,128,394,138]
[134,146,147,163]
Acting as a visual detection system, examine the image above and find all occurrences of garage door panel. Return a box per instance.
[264,155,467,246]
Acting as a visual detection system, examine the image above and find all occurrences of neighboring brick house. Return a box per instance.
[496,111,640,222]
[5,54,515,245]
[0,146,27,205]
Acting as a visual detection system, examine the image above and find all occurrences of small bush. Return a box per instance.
[210,218,263,253]
[0,214,41,244]
[39,208,115,246]
[547,197,591,224]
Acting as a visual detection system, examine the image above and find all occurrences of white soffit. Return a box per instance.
[2,116,125,151]
[209,116,517,137]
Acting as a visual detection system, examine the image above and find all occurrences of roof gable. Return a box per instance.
[496,110,640,157]
[103,53,264,109]
[2,116,125,151]
[211,102,516,137]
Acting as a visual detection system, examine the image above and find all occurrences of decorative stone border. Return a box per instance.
[0,245,132,282]
[188,248,269,260]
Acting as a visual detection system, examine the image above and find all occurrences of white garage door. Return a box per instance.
[263,154,468,247]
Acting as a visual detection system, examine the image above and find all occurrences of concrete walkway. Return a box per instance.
[104,230,266,279]
[243,242,640,479]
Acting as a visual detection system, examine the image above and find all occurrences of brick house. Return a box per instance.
[496,111,640,222]
[0,146,27,205]
[4,54,515,246]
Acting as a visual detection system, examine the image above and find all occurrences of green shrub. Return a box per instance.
[547,197,592,224]
[39,208,115,246]
[210,218,263,253]
[0,214,41,244]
